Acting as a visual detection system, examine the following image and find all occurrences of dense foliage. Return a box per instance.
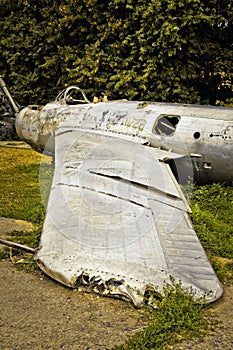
[0,0,232,106]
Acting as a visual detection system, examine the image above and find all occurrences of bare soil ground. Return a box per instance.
[0,218,232,350]
[0,260,150,350]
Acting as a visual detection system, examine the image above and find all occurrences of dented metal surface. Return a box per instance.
[16,91,233,183]
[36,130,222,306]
[2,80,232,306]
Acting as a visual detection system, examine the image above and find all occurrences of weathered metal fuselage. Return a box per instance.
[4,82,231,305]
[16,100,233,184]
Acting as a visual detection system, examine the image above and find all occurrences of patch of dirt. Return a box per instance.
[0,217,34,235]
[0,260,149,350]
[0,218,232,350]
[0,217,34,251]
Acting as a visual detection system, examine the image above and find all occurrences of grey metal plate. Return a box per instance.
[36,126,222,307]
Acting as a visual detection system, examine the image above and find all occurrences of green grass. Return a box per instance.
[0,147,45,223]
[0,146,53,258]
[190,183,233,280]
[114,280,208,350]
[0,145,232,349]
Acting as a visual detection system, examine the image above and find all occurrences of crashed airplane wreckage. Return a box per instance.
[1,78,233,307]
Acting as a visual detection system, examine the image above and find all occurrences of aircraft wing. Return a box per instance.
[36,125,222,307]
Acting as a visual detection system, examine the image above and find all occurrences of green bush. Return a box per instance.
[0,0,232,106]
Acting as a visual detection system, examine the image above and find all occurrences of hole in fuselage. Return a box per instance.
[153,115,180,136]
[193,132,200,139]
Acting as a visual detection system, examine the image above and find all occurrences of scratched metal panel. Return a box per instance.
[144,102,233,121]
[36,127,222,307]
